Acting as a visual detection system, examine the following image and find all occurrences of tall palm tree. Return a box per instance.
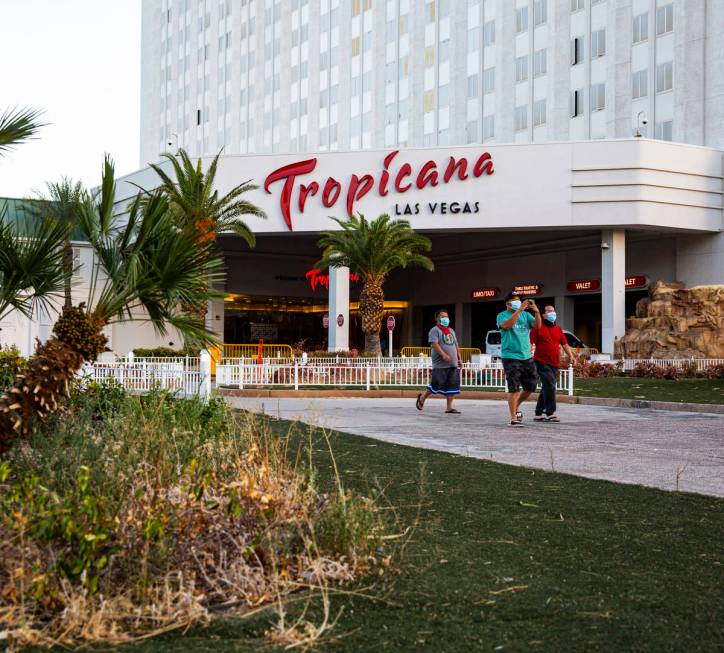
[316,214,434,356]
[149,148,265,246]
[0,156,225,453]
[0,107,45,155]
[148,149,265,323]
[32,178,86,307]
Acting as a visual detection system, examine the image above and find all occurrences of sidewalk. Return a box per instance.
[227,396,724,498]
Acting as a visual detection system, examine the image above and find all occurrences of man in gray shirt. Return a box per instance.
[415,309,462,414]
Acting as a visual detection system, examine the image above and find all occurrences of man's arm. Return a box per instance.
[561,333,577,362]
[531,301,542,330]
[499,305,525,330]
[455,334,462,368]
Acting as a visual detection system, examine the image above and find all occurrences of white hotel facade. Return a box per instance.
[136,0,724,357]
[7,0,720,359]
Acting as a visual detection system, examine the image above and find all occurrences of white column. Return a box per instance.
[554,296,575,333]
[328,266,350,352]
[601,229,626,355]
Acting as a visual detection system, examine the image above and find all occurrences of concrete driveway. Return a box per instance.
[227,396,724,498]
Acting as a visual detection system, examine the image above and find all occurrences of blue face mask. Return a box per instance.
[510,300,522,311]
[440,317,450,327]
[546,311,557,323]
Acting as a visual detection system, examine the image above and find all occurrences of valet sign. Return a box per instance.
[263,149,495,231]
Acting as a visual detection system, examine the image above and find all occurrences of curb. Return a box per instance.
[216,388,724,414]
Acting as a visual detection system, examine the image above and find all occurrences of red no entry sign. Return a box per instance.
[337,313,344,327]
[387,315,396,331]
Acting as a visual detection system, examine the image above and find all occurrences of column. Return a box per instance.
[328,266,349,351]
[454,302,472,347]
[554,296,575,333]
[601,229,626,356]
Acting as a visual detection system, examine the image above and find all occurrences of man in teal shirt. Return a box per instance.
[496,292,542,427]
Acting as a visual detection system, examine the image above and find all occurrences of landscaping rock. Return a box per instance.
[617,281,724,358]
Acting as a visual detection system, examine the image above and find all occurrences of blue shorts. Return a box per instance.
[427,367,461,395]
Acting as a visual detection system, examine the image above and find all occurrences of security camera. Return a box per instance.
[641,118,648,126]
[601,242,610,250]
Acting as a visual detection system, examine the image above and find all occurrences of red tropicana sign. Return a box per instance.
[471,287,499,300]
[264,149,495,231]
[306,268,360,292]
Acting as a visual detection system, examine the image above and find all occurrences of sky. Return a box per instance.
[0,0,142,198]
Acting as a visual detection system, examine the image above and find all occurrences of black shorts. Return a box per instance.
[428,367,461,395]
[502,358,538,393]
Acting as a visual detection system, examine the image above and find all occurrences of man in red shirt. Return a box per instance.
[529,305,578,422]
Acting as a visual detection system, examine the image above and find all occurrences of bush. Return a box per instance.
[704,363,724,380]
[1,385,386,648]
[0,345,25,390]
[573,359,621,378]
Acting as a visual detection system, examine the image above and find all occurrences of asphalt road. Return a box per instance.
[228,396,724,497]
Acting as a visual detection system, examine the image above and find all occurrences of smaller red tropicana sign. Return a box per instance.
[306,268,360,292]
[471,287,499,300]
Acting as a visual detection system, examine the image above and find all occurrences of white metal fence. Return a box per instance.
[216,361,575,395]
[620,358,724,371]
[80,353,211,401]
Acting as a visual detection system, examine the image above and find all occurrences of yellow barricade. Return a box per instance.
[222,343,294,360]
[401,347,482,362]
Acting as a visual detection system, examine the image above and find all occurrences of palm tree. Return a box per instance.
[0,156,225,453]
[31,179,86,308]
[0,107,45,155]
[316,214,434,356]
[149,149,265,247]
[148,149,265,323]
[0,205,66,322]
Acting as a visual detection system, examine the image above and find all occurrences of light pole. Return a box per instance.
[634,111,647,138]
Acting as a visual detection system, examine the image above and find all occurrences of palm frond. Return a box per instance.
[0,107,46,156]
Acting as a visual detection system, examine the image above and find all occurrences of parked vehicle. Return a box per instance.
[484,329,587,359]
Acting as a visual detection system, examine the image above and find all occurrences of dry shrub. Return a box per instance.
[704,362,724,379]
[0,387,387,650]
[573,359,621,379]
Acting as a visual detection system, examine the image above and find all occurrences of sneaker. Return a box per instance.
[533,415,546,422]
[508,419,525,428]
[545,414,560,423]
[516,411,523,421]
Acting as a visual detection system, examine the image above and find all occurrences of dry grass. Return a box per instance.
[0,386,389,650]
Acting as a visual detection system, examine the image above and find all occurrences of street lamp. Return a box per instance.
[634,111,648,138]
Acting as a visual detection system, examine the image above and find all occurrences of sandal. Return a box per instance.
[416,393,424,411]
[545,414,560,422]
[445,409,461,414]
[516,411,523,421]
[508,419,525,428]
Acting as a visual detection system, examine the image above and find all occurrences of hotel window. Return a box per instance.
[482,114,494,140]
[467,74,478,98]
[466,120,478,144]
[656,61,673,93]
[655,120,673,141]
[591,82,605,111]
[632,69,648,99]
[534,0,547,26]
[483,66,495,94]
[515,55,528,83]
[516,7,528,34]
[533,49,547,77]
[514,105,527,132]
[570,88,583,117]
[571,0,584,12]
[591,29,606,58]
[468,28,480,53]
[533,99,546,127]
[483,20,495,46]
[656,4,673,35]
[571,37,583,65]
[632,12,648,43]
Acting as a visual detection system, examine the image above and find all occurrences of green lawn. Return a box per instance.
[118,417,724,653]
[575,377,724,404]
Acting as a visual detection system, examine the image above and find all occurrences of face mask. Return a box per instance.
[510,300,522,311]
[439,317,450,327]
[545,312,557,323]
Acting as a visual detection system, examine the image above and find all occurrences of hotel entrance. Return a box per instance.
[223,293,408,353]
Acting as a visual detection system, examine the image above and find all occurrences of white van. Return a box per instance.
[484,329,586,359]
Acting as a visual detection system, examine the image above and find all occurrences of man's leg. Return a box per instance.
[542,364,557,416]
[418,388,433,407]
[516,390,533,413]
[508,392,520,420]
